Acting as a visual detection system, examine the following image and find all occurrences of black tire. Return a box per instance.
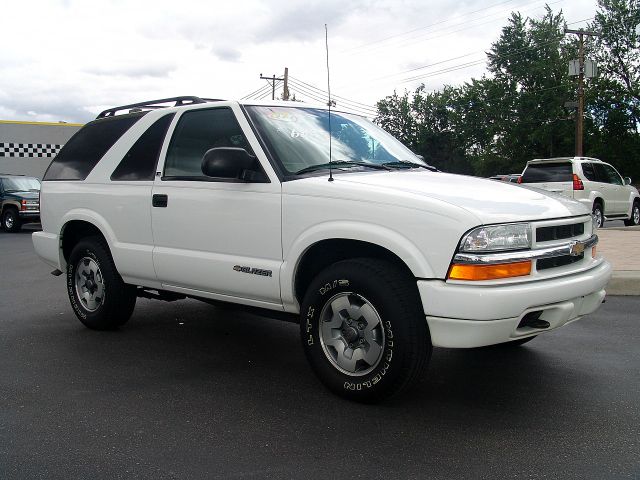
[300,258,431,403]
[624,201,640,227]
[67,236,136,330]
[592,202,604,229]
[2,207,22,232]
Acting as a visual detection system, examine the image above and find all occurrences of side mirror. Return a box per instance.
[201,147,267,182]
[624,176,632,185]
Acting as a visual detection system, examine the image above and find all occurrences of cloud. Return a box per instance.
[212,46,242,62]
[84,63,176,79]
[0,0,597,123]
[257,0,368,42]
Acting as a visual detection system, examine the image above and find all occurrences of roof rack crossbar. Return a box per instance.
[96,96,224,119]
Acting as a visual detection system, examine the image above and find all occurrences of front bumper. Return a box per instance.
[418,260,612,348]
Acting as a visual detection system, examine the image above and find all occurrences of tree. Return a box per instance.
[374,4,640,181]
[589,0,640,124]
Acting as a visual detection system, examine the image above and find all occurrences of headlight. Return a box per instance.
[459,223,531,252]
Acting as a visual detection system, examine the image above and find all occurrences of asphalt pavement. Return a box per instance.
[1,227,639,479]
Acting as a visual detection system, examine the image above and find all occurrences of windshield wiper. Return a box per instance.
[382,160,438,171]
[295,161,391,175]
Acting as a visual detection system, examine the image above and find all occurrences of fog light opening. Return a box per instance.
[518,311,550,330]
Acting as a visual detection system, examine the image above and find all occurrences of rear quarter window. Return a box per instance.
[581,163,597,181]
[111,113,175,181]
[521,162,573,183]
[43,113,145,181]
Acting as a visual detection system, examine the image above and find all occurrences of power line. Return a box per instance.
[288,81,377,115]
[288,82,377,116]
[341,0,518,53]
[343,0,557,57]
[289,76,377,111]
[288,82,376,116]
[365,15,595,87]
[255,81,283,100]
[239,83,272,100]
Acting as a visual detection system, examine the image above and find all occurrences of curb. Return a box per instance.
[606,271,640,296]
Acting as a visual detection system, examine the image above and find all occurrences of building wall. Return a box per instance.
[0,120,83,179]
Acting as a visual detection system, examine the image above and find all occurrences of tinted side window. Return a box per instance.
[111,114,175,181]
[164,108,251,179]
[601,164,623,185]
[44,113,144,181]
[593,163,610,183]
[581,163,596,181]
[521,163,572,183]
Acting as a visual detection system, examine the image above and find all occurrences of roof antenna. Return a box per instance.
[325,24,334,182]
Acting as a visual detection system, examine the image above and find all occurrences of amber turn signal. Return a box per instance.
[448,261,532,281]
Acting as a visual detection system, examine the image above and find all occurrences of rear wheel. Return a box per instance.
[67,236,136,330]
[300,258,430,403]
[592,202,604,229]
[624,201,640,227]
[2,208,22,232]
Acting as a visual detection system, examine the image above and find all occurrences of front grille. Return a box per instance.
[537,253,584,271]
[536,222,584,242]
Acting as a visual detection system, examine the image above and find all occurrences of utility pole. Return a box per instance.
[565,28,598,157]
[260,72,285,100]
[283,67,289,101]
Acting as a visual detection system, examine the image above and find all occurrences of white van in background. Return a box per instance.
[519,157,640,228]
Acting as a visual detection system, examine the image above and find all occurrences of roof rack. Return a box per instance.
[96,96,224,119]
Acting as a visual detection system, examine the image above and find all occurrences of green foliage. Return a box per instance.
[375,3,640,181]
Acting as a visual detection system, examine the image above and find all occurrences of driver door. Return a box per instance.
[151,106,283,308]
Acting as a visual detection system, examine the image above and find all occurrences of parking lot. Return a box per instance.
[1,227,639,479]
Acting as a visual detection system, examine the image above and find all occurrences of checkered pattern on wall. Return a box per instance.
[0,142,62,158]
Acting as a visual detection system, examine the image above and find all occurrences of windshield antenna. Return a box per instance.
[325,24,334,182]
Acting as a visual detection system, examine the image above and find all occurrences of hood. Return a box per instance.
[289,170,589,224]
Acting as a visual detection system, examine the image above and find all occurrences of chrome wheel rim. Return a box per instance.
[74,257,105,312]
[593,208,603,228]
[5,213,14,229]
[633,206,640,225]
[318,292,385,376]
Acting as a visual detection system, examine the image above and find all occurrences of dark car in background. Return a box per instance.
[0,175,41,232]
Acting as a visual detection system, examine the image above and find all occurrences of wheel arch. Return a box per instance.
[59,210,116,268]
[593,196,604,210]
[294,239,418,305]
[282,222,434,313]
[1,200,20,213]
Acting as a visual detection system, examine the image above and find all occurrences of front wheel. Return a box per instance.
[2,208,22,232]
[624,201,640,227]
[67,236,137,330]
[592,202,604,229]
[300,258,431,403]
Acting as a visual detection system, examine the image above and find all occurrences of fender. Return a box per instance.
[59,209,119,269]
[625,192,640,218]
[58,209,161,288]
[280,221,435,313]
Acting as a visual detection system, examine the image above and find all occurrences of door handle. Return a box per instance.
[152,194,168,208]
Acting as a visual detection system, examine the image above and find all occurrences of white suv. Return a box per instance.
[520,157,640,228]
[33,97,611,402]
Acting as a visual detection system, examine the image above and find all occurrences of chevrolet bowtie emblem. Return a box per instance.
[569,240,586,256]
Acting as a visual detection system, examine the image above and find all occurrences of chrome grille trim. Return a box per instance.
[453,234,598,265]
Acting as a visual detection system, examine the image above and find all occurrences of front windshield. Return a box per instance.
[246,106,426,175]
[2,177,40,191]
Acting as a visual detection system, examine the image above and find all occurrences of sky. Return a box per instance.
[0,0,596,123]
